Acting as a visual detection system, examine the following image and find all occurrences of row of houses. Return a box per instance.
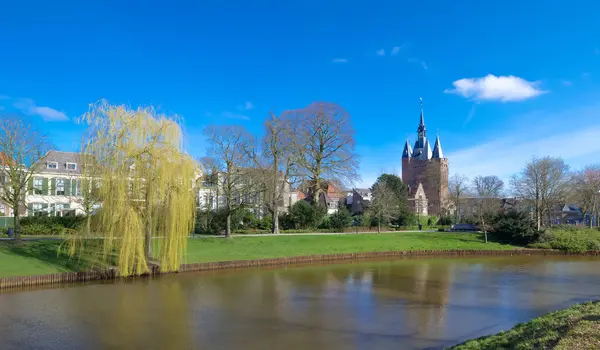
[2,150,597,227]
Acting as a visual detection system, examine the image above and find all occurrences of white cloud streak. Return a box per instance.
[222,111,250,121]
[12,98,69,121]
[445,74,546,102]
[331,58,348,63]
[376,49,385,56]
[391,46,402,56]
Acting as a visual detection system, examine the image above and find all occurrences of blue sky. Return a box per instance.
[1,1,599,187]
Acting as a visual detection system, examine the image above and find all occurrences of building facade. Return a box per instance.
[402,100,449,216]
[26,151,89,216]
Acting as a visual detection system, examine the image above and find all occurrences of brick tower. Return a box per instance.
[401,99,449,216]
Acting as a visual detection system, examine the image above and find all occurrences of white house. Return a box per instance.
[25,151,88,216]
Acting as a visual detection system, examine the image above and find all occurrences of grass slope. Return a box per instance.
[449,301,600,350]
[184,231,516,263]
[0,241,80,278]
[0,232,516,278]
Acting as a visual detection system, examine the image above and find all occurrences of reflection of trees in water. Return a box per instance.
[370,260,454,336]
[60,279,194,349]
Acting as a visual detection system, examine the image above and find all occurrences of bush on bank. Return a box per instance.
[0,216,85,236]
[532,226,600,252]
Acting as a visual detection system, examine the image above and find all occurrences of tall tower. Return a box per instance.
[401,99,449,216]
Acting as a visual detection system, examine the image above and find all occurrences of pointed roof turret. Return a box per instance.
[402,139,413,158]
[432,135,444,158]
[423,140,433,160]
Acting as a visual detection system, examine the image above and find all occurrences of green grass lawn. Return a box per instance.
[449,301,600,349]
[0,241,82,278]
[184,231,517,264]
[0,231,517,278]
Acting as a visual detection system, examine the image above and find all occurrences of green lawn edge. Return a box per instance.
[0,232,516,278]
[447,300,600,350]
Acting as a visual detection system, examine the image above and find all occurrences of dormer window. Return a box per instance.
[47,162,58,170]
[66,162,77,171]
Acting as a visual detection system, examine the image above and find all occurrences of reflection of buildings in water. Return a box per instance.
[369,261,454,339]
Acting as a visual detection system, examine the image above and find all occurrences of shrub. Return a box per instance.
[20,215,86,230]
[438,215,454,225]
[289,201,325,229]
[490,210,539,245]
[329,208,352,231]
[533,227,600,252]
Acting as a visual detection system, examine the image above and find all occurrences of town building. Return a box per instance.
[26,151,89,216]
[197,168,298,218]
[402,99,449,216]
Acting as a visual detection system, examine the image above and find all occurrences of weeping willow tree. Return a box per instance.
[69,100,198,276]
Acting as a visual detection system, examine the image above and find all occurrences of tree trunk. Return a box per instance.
[86,214,92,237]
[225,212,231,238]
[13,209,21,242]
[272,206,280,234]
[145,225,152,260]
[377,219,381,233]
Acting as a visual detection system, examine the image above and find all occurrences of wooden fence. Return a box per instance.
[2,249,600,291]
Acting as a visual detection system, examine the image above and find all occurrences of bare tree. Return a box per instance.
[0,116,49,242]
[370,179,401,233]
[285,102,359,207]
[245,112,298,234]
[448,174,470,223]
[472,175,504,243]
[510,157,570,230]
[571,165,600,228]
[203,125,256,237]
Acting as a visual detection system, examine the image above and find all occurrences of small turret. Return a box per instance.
[432,135,444,158]
[423,140,433,160]
[402,139,413,158]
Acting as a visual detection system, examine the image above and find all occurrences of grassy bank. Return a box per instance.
[449,301,600,350]
[0,241,85,277]
[0,232,516,278]
[183,231,516,263]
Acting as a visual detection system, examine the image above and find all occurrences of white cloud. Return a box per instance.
[561,80,573,87]
[447,104,600,183]
[331,58,348,63]
[376,49,385,56]
[236,101,254,111]
[356,102,600,189]
[445,74,546,102]
[594,48,599,55]
[390,46,402,56]
[421,61,428,70]
[222,111,250,121]
[13,98,69,121]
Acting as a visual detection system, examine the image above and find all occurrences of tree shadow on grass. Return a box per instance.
[0,240,104,273]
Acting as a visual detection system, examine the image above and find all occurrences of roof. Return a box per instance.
[402,139,413,158]
[35,151,84,175]
[432,135,444,158]
[353,188,371,197]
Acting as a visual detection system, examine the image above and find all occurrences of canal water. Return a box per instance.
[1,256,599,350]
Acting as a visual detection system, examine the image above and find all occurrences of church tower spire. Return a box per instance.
[417,97,426,139]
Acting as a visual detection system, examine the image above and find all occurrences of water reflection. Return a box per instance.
[1,256,599,349]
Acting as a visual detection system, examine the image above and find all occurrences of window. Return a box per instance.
[33,178,43,195]
[56,179,65,196]
[32,203,43,216]
[66,162,77,171]
[47,162,58,169]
